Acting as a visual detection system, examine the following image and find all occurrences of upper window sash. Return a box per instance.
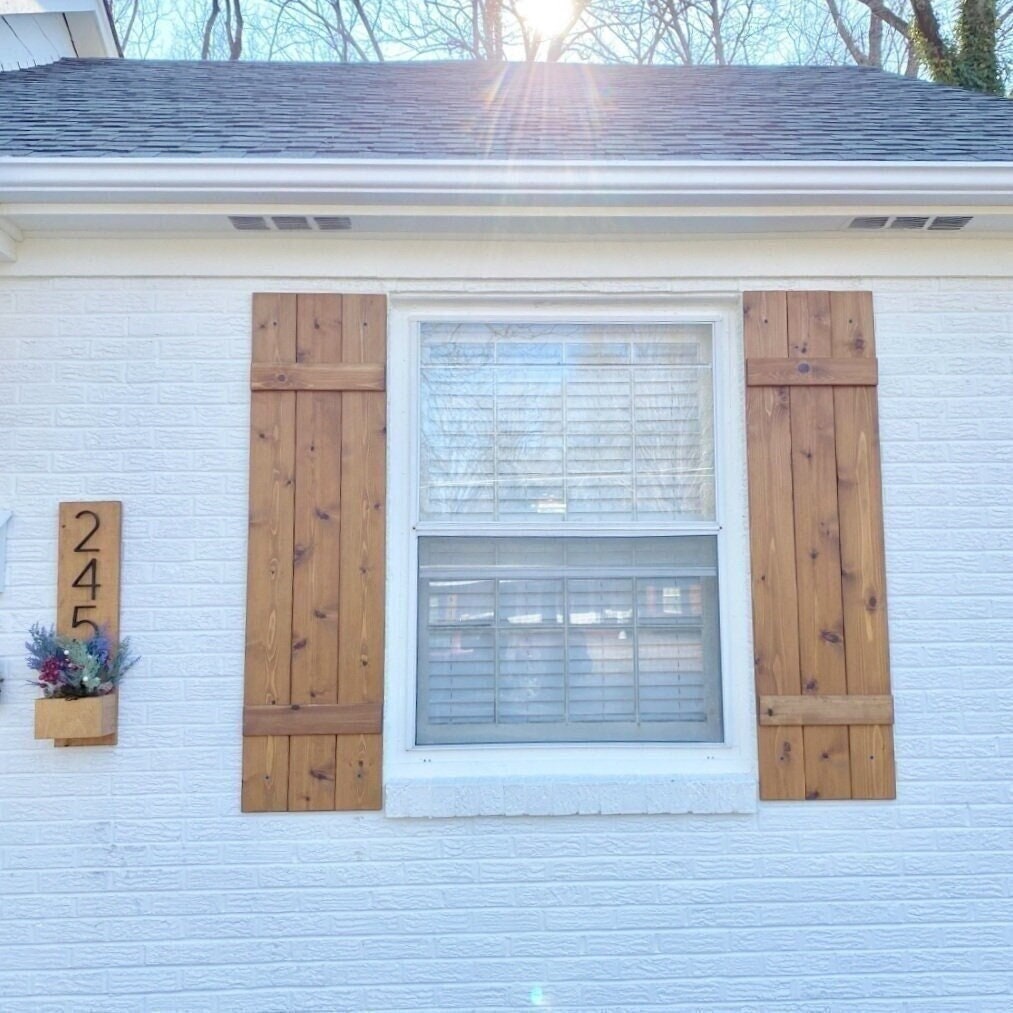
[417,321,716,529]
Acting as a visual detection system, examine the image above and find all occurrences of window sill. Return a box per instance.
[383,772,757,818]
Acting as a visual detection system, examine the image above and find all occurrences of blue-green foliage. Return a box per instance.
[26,623,139,699]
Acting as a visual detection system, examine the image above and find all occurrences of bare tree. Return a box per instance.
[202,0,245,59]
[266,1,387,61]
[107,0,1010,93]
[109,0,167,57]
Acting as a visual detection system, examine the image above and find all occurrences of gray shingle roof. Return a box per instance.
[1,58,1012,161]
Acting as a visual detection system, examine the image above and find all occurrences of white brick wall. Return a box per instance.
[1,241,1011,1012]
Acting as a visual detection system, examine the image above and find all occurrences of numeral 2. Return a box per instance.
[74,510,101,553]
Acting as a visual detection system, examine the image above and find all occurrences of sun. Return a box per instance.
[515,0,575,39]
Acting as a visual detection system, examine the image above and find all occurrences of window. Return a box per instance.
[386,297,753,806]
[412,316,725,746]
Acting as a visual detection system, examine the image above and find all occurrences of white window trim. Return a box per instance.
[384,294,757,817]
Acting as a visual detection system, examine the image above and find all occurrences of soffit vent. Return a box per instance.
[928,215,974,231]
[228,215,353,232]
[272,216,313,231]
[229,215,270,231]
[314,216,353,231]
[889,216,931,230]
[847,215,974,232]
[848,216,890,231]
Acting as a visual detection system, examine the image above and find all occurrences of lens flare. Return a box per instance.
[516,0,575,38]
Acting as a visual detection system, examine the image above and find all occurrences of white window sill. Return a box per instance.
[383,773,757,818]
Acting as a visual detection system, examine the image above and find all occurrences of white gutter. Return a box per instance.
[3,158,1013,207]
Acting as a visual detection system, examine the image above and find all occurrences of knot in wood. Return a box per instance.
[797,361,811,374]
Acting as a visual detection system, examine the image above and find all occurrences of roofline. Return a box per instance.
[3,158,1013,207]
[2,1,120,59]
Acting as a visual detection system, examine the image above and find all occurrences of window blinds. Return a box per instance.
[420,323,715,523]
[417,537,722,744]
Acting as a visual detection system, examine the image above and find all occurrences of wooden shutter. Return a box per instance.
[744,291,895,801]
[242,293,386,812]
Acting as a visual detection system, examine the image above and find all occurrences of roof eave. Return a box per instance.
[3,157,1013,208]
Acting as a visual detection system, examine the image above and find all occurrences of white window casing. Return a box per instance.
[384,295,757,817]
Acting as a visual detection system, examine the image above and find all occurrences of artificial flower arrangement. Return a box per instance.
[27,623,137,698]
[28,623,138,742]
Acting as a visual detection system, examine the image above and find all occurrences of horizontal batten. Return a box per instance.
[758,695,894,726]
[243,702,383,736]
[250,363,385,391]
[746,357,878,387]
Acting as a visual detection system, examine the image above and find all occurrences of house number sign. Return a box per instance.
[57,501,122,646]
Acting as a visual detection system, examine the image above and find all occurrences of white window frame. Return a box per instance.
[385,295,756,816]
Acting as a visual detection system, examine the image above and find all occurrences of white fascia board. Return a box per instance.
[2,158,1013,209]
[0,1,118,56]
[0,1,107,16]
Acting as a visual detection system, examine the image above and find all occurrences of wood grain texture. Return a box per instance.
[787,292,851,800]
[242,293,297,812]
[251,363,385,391]
[335,294,386,810]
[831,292,896,799]
[56,500,122,746]
[244,703,382,736]
[746,358,877,387]
[759,695,893,726]
[745,291,894,802]
[288,295,343,811]
[57,501,122,644]
[37,692,118,741]
[743,292,804,800]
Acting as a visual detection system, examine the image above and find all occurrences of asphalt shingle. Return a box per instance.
[1,58,1011,161]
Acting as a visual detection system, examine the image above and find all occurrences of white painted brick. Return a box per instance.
[1,266,1011,1011]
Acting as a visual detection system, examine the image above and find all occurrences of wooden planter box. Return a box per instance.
[34,691,118,745]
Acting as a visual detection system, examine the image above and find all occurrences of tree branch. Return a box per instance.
[854,0,910,38]
[825,0,867,64]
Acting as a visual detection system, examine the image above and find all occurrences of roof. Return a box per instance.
[1,58,1012,162]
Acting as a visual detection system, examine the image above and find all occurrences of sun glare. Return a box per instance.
[516,0,575,39]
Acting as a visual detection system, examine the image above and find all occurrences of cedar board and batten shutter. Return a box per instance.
[242,293,386,812]
[745,290,895,801]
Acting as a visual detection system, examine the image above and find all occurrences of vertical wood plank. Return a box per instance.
[832,292,896,799]
[242,294,297,812]
[288,295,343,811]
[743,292,805,800]
[336,294,386,810]
[787,292,851,800]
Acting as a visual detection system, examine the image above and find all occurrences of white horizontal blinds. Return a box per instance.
[417,537,722,744]
[420,323,715,523]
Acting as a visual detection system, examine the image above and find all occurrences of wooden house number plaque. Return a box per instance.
[56,501,122,746]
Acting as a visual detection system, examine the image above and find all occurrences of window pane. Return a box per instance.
[417,536,722,744]
[420,322,714,523]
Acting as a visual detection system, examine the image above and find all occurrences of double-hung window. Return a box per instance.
[410,314,726,749]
